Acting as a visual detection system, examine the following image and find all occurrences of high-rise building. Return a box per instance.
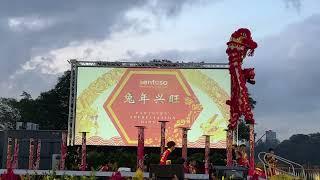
[266,130,277,143]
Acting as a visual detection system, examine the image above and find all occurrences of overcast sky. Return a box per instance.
[0,0,319,140]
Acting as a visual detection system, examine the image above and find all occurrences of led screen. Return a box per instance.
[75,67,230,148]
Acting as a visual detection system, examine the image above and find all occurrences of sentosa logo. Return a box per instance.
[140,80,168,86]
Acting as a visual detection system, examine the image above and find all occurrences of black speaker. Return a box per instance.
[212,166,248,180]
[149,164,184,180]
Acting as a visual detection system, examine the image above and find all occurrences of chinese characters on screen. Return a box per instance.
[124,93,180,104]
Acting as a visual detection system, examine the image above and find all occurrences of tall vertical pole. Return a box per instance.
[6,137,12,169]
[226,129,233,166]
[12,138,19,169]
[60,131,67,170]
[29,138,35,170]
[159,121,168,154]
[80,132,87,171]
[68,60,77,146]
[204,135,210,174]
[180,127,190,160]
[226,28,258,175]
[249,124,255,175]
[35,139,41,170]
[136,126,145,171]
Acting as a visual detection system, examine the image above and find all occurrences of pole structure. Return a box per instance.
[226,129,233,166]
[204,135,210,174]
[28,138,35,170]
[136,126,145,171]
[159,121,168,154]
[236,124,239,145]
[226,28,258,175]
[35,139,41,170]
[60,131,67,170]
[12,139,19,169]
[249,124,255,175]
[6,137,12,169]
[180,127,190,160]
[80,132,87,171]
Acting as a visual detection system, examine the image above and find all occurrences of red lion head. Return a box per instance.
[243,68,255,84]
[226,28,258,59]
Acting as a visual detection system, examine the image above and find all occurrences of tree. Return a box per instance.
[255,138,280,160]
[0,98,21,129]
[20,91,32,100]
[16,91,37,123]
[3,71,71,130]
[275,133,320,166]
[34,71,70,129]
[237,94,257,142]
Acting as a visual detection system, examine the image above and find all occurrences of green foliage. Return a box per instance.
[34,71,70,129]
[237,94,256,142]
[145,153,160,166]
[210,152,226,166]
[255,138,280,160]
[255,133,320,166]
[270,174,302,180]
[4,71,71,130]
[276,133,320,166]
[189,152,204,162]
[0,97,21,129]
[20,172,96,180]
[238,119,250,141]
[87,150,107,170]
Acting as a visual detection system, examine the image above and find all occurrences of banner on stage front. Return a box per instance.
[74,67,230,148]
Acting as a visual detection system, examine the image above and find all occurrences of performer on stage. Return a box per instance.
[160,141,176,165]
[188,160,197,174]
[265,148,277,176]
[236,144,249,168]
[232,144,238,166]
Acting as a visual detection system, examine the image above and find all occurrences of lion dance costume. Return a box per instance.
[226,28,258,175]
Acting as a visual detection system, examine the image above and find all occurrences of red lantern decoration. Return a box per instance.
[12,139,19,169]
[34,140,41,170]
[60,131,67,170]
[204,135,210,174]
[28,138,35,170]
[6,138,13,169]
[159,121,168,154]
[180,127,190,161]
[136,126,145,171]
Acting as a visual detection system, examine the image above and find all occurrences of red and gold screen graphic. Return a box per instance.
[75,67,230,148]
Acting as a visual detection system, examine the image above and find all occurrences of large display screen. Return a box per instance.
[75,67,230,148]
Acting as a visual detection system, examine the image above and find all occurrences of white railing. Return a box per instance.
[0,169,209,179]
[258,152,306,179]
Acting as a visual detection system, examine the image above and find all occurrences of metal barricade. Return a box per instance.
[258,152,306,179]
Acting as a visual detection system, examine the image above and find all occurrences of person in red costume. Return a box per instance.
[236,144,249,168]
[160,141,176,165]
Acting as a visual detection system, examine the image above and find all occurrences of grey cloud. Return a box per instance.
[248,14,320,139]
[126,48,226,63]
[0,0,195,97]
[283,0,302,12]
[253,14,320,117]
[0,71,58,98]
[127,14,320,139]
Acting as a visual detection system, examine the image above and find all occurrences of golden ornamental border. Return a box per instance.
[75,68,230,145]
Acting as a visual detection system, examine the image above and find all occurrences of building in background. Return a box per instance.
[266,130,277,144]
[0,122,65,169]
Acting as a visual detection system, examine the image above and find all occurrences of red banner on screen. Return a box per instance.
[103,69,203,146]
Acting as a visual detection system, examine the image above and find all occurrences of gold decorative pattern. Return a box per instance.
[75,68,230,146]
[75,68,126,137]
[183,69,230,120]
